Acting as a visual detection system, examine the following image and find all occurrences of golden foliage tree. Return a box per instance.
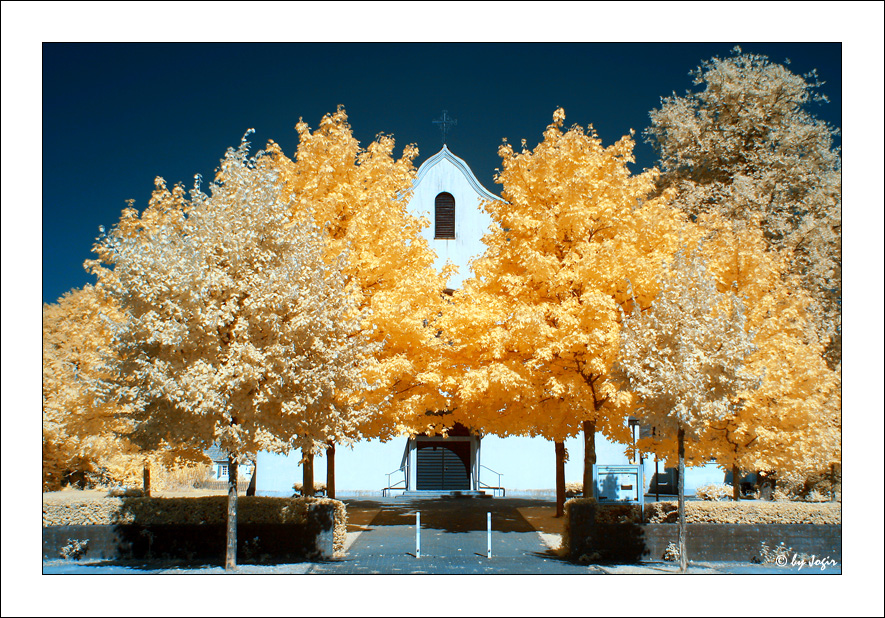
[87,133,376,569]
[441,109,687,505]
[699,218,840,491]
[261,108,453,481]
[633,218,841,499]
[42,285,142,490]
[617,249,759,572]
[646,48,842,368]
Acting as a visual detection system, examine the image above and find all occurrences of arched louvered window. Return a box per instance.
[435,192,455,239]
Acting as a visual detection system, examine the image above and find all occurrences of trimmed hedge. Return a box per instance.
[643,500,841,525]
[43,496,347,557]
[563,498,840,525]
[562,498,841,557]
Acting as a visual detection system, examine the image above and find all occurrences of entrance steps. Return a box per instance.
[396,490,492,499]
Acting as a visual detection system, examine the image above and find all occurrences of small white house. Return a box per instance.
[206,445,254,482]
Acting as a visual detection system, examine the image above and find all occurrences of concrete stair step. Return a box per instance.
[397,490,491,499]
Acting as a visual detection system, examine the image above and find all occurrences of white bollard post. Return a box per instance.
[416,511,421,559]
[487,512,492,559]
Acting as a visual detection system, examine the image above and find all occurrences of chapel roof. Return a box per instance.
[413,145,503,202]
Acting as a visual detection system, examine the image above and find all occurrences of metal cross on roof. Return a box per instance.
[433,110,457,145]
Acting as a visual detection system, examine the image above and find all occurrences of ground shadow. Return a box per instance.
[342,497,550,535]
[43,554,342,572]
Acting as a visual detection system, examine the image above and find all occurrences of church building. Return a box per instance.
[256,126,722,498]
[392,144,502,495]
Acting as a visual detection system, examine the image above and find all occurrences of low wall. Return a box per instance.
[43,497,340,564]
[566,500,841,563]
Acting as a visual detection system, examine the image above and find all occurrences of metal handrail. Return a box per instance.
[382,467,406,497]
[480,465,503,486]
[386,467,404,485]
[478,465,505,497]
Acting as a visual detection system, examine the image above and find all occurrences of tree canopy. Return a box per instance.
[617,248,759,441]
[87,132,376,463]
[440,108,688,489]
[617,248,758,570]
[42,285,142,489]
[646,48,842,368]
[687,218,838,477]
[263,108,453,439]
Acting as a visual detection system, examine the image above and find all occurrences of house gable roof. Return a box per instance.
[206,444,227,463]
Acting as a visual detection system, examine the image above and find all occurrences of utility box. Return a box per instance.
[594,464,644,503]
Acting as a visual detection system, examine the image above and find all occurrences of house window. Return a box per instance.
[218,464,228,479]
[435,192,455,239]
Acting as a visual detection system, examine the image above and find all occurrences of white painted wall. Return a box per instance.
[406,145,500,289]
[213,461,254,481]
[256,433,725,496]
[257,440,405,496]
[680,462,727,494]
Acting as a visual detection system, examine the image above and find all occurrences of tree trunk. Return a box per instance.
[246,459,256,496]
[654,455,660,502]
[677,427,687,573]
[555,441,566,517]
[302,450,315,497]
[142,459,151,497]
[831,462,840,501]
[326,441,336,499]
[830,462,835,500]
[582,420,596,498]
[225,456,238,570]
[732,463,740,501]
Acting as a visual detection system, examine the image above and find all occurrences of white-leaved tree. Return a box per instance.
[616,249,758,572]
[646,48,842,368]
[87,132,377,569]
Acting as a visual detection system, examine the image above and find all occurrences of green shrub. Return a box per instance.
[768,470,842,502]
[153,463,215,491]
[59,538,89,560]
[695,483,733,501]
[292,482,328,494]
[565,482,583,497]
[754,541,791,564]
[562,497,592,553]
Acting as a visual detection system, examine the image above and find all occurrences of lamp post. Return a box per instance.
[653,426,659,503]
[627,417,639,464]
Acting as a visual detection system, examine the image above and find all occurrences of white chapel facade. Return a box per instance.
[393,145,505,494]
[255,143,722,497]
[406,144,500,289]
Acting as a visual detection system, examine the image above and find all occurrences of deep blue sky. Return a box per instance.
[41,42,842,304]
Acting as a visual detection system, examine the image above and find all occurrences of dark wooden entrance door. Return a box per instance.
[416,442,471,490]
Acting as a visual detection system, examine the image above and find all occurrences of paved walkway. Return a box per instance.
[311,496,594,575]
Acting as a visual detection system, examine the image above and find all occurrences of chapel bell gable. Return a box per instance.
[406,145,501,289]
